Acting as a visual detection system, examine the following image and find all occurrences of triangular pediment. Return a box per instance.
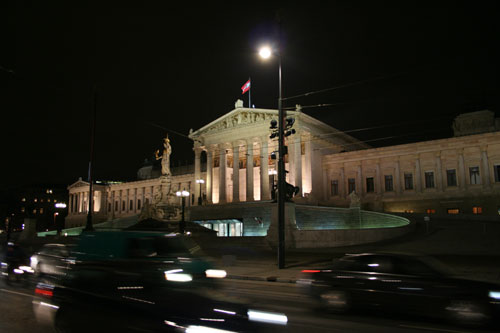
[189,107,280,138]
[67,179,89,189]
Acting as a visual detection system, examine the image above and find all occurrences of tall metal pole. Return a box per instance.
[85,86,97,232]
[277,21,286,269]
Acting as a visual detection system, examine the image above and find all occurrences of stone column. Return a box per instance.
[246,139,254,201]
[294,135,303,195]
[126,189,130,213]
[435,152,444,191]
[356,164,363,196]
[376,160,383,194]
[458,149,466,190]
[194,147,202,205]
[68,194,73,214]
[304,136,312,194]
[415,156,422,192]
[395,158,401,194]
[232,142,240,202]
[260,137,270,200]
[206,148,213,203]
[481,146,491,188]
[340,166,346,199]
[219,144,227,203]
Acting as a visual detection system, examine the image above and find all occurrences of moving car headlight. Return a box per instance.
[489,291,500,300]
[164,269,192,282]
[247,310,288,325]
[185,325,236,333]
[30,256,38,268]
[205,269,227,279]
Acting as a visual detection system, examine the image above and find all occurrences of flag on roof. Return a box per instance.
[241,79,251,94]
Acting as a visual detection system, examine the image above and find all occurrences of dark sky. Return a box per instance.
[2,1,499,188]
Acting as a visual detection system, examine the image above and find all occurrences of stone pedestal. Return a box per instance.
[266,202,298,249]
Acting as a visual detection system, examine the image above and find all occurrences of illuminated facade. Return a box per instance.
[66,107,500,231]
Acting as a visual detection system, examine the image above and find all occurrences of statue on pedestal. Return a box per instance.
[155,134,172,177]
[349,191,361,208]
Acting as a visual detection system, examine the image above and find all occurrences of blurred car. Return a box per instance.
[1,242,34,285]
[33,230,287,332]
[298,252,500,326]
[30,243,75,279]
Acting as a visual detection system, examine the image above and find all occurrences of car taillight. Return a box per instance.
[301,270,321,273]
[35,288,53,297]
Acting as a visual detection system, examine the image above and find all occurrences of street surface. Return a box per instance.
[1,278,498,333]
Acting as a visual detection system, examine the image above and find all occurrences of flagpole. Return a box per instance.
[248,77,251,108]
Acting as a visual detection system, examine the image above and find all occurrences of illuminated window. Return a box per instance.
[384,175,393,192]
[472,206,482,214]
[469,166,481,185]
[34,198,38,203]
[40,199,44,203]
[47,199,51,202]
[404,173,413,190]
[54,199,57,202]
[40,208,44,214]
[21,198,26,202]
[447,208,459,214]
[21,207,25,213]
[425,171,435,188]
[366,177,374,193]
[33,209,37,214]
[426,209,436,214]
[446,169,457,187]
[331,180,339,196]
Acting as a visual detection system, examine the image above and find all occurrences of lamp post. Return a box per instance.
[260,43,286,269]
[196,179,205,205]
[176,190,190,234]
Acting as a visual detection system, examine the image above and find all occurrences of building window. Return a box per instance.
[33,209,37,214]
[330,180,339,196]
[34,198,38,203]
[447,208,459,214]
[115,202,118,211]
[21,198,26,202]
[494,165,500,182]
[137,199,142,211]
[425,171,435,188]
[384,175,393,192]
[404,173,413,190]
[366,177,374,193]
[108,203,111,212]
[21,207,25,213]
[348,178,356,194]
[40,208,44,214]
[472,206,482,214]
[469,166,481,184]
[426,209,436,214]
[446,169,457,187]
[122,201,126,210]
[129,200,133,210]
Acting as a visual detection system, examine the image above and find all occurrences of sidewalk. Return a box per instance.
[205,219,500,284]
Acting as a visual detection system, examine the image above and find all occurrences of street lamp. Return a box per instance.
[259,43,286,269]
[196,179,205,205]
[176,190,190,234]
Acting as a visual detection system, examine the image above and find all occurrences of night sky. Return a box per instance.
[2,1,499,189]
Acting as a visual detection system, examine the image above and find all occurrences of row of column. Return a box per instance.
[332,146,492,198]
[194,136,307,204]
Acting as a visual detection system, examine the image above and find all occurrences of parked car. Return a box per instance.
[30,243,75,279]
[297,252,500,326]
[33,231,288,332]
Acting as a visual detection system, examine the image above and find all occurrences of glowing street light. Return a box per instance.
[176,190,190,234]
[196,179,205,205]
[259,41,286,269]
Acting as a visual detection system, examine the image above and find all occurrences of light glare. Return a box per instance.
[259,47,272,59]
[247,310,288,325]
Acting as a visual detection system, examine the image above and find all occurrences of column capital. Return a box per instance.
[480,145,489,153]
